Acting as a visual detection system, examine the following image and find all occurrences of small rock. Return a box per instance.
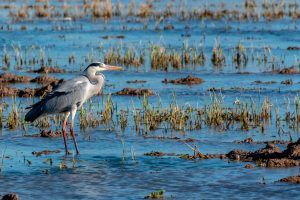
[287,46,300,51]
[164,24,174,30]
[245,164,254,168]
[281,79,293,85]
[278,67,299,74]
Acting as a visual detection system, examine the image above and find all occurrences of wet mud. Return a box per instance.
[25,130,63,138]
[32,150,61,157]
[162,75,204,85]
[145,139,300,168]
[29,66,66,73]
[115,87,154,96]
[279,175,300,183]
[0,79,63,97]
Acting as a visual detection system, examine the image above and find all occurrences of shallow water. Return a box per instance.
[1,0,300,199]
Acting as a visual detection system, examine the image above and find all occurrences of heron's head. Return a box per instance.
[84,62,122,73]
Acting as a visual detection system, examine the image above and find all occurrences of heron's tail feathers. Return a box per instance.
[25,102,44,122]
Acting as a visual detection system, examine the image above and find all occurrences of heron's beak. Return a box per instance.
[103,64,122,71]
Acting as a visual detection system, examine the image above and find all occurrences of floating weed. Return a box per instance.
[43,158,53,166]
[144,190,165,199]
[59,161,67,170]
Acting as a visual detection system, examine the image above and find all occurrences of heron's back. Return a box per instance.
[25,76,89,122]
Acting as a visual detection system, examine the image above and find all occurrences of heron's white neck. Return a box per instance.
[86,69,105,95]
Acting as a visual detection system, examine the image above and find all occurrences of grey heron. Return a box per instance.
[25,62,122,154]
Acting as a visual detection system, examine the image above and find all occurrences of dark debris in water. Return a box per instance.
[207,87,223,92]
[253,80,277,84]
[287,46,300,51]
[126,80,147,84]
[277,67,299,74]
[234,137,291,144]
[101,35,125,39]
[162,75,204,85]
[24,130,62,138]
[32,150,61,157]
[144,151,178,157]
[115,87,154,96]
[281,79,293,85]
[29,66,66,73]
[143,135,199,143]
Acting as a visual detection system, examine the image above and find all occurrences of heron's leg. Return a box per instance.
[62,112,70,154]
[70,107,79,154]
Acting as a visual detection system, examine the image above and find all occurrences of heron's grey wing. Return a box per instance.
[25,77,89,122]
[42,78,89,113]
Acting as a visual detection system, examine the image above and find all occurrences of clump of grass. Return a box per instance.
[101,94,114,124]
[7,102,19,129]
[35,116,50,129]
[137,2,152,18]
[199,47,206,66]
[128,0,135,16]
[233,43,248,67]
[150,45,169,70]
[115,0,122,16]
[2,46,11,69]
[40,47,45,66]
[120,110,128,131]
[104,47,143,67]
[80,106,88,129]
[211,40,225,67]
[91,0,112,19]
[35,2,49,18]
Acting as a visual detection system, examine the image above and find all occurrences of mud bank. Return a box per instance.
[145,139,300,168]
[162,75,204,85]
[115,87,154,96]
